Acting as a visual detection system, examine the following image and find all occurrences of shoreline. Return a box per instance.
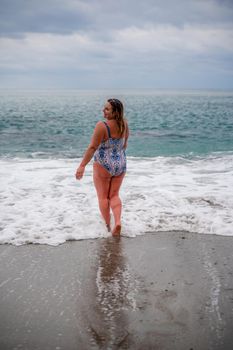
[0,232,233,349]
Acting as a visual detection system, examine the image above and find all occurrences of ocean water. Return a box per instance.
[0,89,233,245]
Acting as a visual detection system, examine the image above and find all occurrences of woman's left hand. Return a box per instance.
[75,165,85,180]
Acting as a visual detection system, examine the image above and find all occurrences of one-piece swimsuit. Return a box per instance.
[94,122,126,176]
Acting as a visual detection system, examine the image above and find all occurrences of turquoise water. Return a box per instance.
[0,89,233,158]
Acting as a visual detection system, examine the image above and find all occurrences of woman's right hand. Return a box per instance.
[75,165,85,180]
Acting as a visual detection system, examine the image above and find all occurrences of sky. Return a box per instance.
[0,0,233,89]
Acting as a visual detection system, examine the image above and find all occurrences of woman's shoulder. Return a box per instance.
[95,120,106,130]
[93,121,108,139]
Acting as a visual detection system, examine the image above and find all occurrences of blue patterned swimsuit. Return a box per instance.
[94,122,126,176]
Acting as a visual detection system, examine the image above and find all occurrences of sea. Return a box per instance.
[0,89,233,245]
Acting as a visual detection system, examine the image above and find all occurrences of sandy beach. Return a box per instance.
[0,232,233,350]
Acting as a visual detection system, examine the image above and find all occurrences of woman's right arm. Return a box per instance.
[75,122,105,180]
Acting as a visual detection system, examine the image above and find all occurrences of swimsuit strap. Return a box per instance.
[103,121,111,139]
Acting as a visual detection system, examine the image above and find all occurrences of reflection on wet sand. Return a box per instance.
[88,236,138,349]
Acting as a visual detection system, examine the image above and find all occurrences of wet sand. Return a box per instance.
[0,232,233,350]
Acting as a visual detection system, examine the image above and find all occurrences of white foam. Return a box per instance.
[0,154,233,245]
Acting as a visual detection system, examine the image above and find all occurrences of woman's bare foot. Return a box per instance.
[106,223,111,232]
[112,224,121,236]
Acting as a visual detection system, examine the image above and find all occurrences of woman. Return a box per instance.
[75,98,129,236]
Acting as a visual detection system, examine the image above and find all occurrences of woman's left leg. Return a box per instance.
[109,172,125,235]
[93,162,112,229]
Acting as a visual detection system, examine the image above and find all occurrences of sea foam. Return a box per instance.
[0,154,232,245]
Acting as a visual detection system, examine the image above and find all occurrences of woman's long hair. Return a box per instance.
[108,98,125,136]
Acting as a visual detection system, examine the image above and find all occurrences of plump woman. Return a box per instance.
[75,98,129,236]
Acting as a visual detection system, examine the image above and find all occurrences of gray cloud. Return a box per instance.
[0,0,92,37]
[0,0,232,89]
[1,0,233,38]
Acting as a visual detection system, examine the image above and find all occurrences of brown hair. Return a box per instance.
[108,98,125,136]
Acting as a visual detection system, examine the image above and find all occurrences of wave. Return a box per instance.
[0,154,233,245]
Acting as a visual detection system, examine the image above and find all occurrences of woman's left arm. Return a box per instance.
[123,120,129,150]
[75,122,104,180]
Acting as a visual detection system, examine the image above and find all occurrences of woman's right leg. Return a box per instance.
[93,162,112,229]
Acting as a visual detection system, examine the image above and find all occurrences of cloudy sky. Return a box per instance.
[0,0,233,89]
